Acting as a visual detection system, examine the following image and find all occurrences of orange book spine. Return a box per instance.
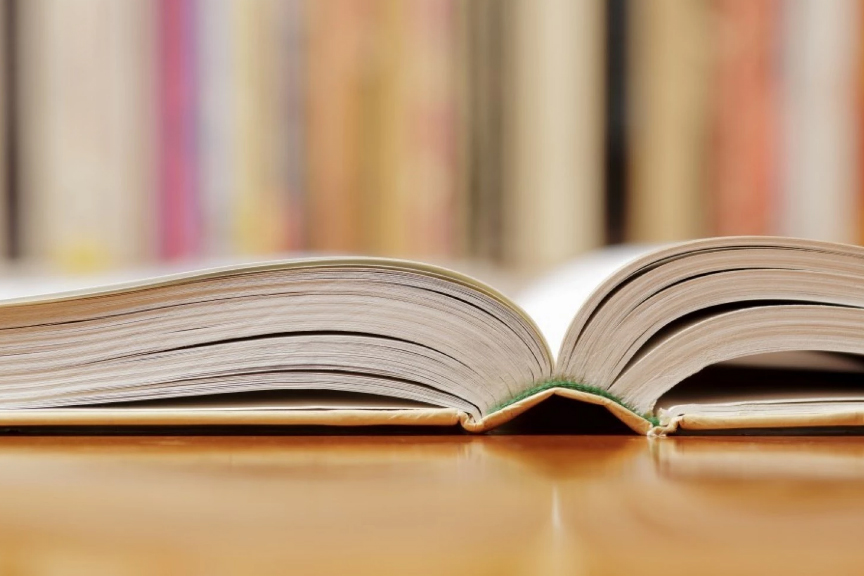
[710,0,779,236]
[306,0,370,253]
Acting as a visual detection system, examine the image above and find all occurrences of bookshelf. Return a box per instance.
[0,0,861,274]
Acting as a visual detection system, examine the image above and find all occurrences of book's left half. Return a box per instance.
[0,258,554,430]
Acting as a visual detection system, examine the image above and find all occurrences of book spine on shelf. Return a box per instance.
[306,0,367,253]
[20,0,155,270]
[196,0,234,257]
[503,0,604,270]
[459,0,504,261]
[364,0,409,256]
[779,0,861,243]
[159,0,200,260]
[0,0,7,260]
[861,4,864,247]
[627,0,710,243]
[233,0,294,255]
[710,0,779,236]
[284,0,307,252]
[402,0,458,258]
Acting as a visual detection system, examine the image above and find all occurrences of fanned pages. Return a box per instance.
[6,237,864,435]
[0,259,552,428]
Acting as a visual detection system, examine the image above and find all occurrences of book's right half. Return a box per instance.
[552,236,864,435]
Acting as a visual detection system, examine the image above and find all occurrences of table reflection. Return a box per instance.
[0,435,861,575]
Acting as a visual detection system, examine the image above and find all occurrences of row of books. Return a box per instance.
[622,0,863,246]
[0,0,861,273]
[0,0,473,272]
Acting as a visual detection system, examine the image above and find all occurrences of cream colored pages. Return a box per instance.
[548,237,864,434]
[516,244,662,358]
[0,256,554,431]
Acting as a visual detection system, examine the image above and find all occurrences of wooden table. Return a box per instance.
[0,434,863,575]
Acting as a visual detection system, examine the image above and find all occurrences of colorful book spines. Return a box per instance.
[15,0,864,271]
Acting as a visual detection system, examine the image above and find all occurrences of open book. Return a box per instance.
[4,236,864,435]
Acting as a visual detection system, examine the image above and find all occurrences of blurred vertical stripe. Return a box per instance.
[159,0,200,260]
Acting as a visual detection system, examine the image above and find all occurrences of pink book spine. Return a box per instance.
[159,0,200,259]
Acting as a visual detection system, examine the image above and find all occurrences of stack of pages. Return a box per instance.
[3,236,864,435]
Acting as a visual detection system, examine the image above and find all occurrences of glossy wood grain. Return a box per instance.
[1,435,864,575]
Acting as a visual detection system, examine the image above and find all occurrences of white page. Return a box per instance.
[516,244,664,359]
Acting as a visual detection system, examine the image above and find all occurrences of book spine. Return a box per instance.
[233,0,294,255]
[159,0,200,260]
[710,0,779,236]
[861,3,864,246]
[284,0,306,251]
[0,0,7,260]
[452,0,470,259]
[779,0,861,243]
[19,0,155,270]
[306,0,367,252]
[364,0,409,256]
[503,0,604,270]
[466,0,505,262]
[196,0,234,257]
[402,0,457,258]
[627,0,710,242]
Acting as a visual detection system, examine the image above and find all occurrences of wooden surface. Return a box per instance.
[1,435,864,575]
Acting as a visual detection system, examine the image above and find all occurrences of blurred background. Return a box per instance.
[0,0,861,276]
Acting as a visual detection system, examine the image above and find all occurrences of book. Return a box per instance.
[283,0,306,252]
[503,0,604,270]
[459,0,505,262]
[195,0,236,257]
[0,0,7,260]
[233,0,296,255]
[305,0,367,253]
[158,0,200,260]
[361,0,410,257]
[779,0,861,243]
[400,0,458,259]
[626,0,710,242]
[709,0,779,236]
[4,236,864,436]
[18,0,155,270]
